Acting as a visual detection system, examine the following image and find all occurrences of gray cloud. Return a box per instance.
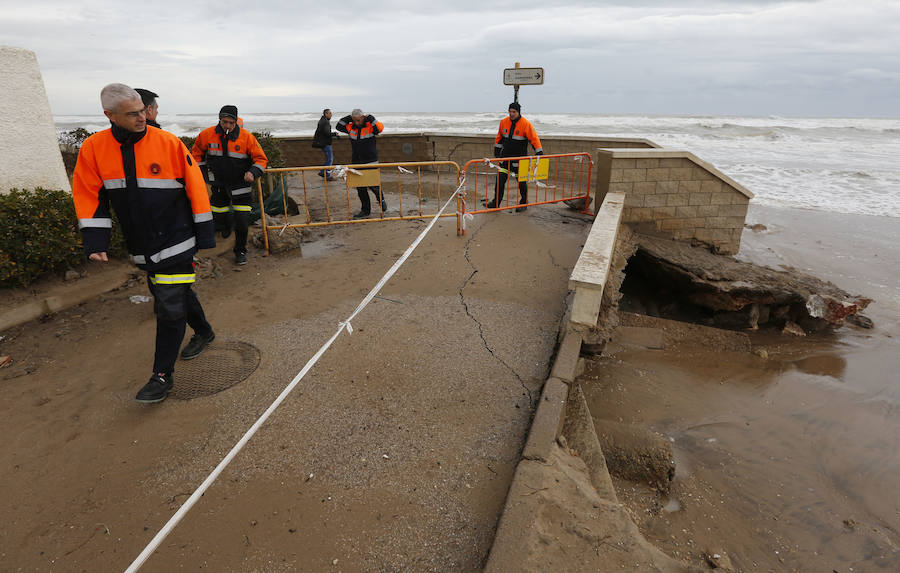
[3,0,898,116]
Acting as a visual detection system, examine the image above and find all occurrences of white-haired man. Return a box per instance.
[336,108,385,218]
[73,83,217,404]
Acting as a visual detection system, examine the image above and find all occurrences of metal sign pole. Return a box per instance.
[514,61,520,103]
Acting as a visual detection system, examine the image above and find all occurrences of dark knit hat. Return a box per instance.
[219,105,238,120]
[508,102,521,112]
[134,88,158,106]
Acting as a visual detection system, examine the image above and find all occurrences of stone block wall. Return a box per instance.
[595,150,753,255]
[426,134,657,171]
[279,133,656,166]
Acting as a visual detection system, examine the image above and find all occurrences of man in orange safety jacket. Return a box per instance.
[486,102,543,212]
[336,108,386,219]
[73,83,217,404]
[192,105,268,265]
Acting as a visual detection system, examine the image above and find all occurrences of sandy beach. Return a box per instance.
[581,203,900,571]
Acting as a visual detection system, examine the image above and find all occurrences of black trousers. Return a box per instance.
[211,186,252,254]
[494,161,529,205]
[147,261,212,375]
[356,186,384,214]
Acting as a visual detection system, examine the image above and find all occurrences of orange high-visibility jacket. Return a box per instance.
[335,114,384,163]
[494,115,543,158]
[191,124,268,194]
[73,125,215,270]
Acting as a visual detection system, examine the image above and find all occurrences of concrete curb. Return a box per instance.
[484,194,625,570]
[520,377,569,464]
[485,326,582,571]
[0,243,235,333]
[0,268,134,332]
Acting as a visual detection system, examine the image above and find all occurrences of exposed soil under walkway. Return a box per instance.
[0,206,591,571]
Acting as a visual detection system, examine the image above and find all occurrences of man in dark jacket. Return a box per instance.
[312,108,337,180]
[192,106,269,265]
[336,108,385,218]
[73,83,217,404]
[486,102,543,212]
[134,88,160,128]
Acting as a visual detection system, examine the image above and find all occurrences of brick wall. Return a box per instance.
[595,150,753,255]
[278,133,656,167]
[425,133,657,167]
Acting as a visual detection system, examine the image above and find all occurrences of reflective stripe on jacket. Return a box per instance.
[73,125,215,271]
[191,124,268,191]
[335,114,383,163]
[494,115,543,158]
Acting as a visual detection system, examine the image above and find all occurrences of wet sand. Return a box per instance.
[582,204,900,571]
[0,205,591,571]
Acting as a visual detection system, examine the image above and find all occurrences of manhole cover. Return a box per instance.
[172,339,260,400]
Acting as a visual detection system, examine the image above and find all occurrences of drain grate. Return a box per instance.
[171,339,260,400]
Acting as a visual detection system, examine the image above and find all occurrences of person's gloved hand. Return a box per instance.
[535,150,544,156]
[494,148,501,158]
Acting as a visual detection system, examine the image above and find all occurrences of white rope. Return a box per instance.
[330,165,362,180]
[124,179,467,573]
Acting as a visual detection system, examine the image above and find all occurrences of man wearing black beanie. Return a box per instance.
[487,102,543,212]
[134,88,160,128]
[192,105,269,265]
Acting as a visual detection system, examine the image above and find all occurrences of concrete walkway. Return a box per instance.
[0,206,590,571]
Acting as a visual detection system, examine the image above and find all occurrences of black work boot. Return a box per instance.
[484,199,499,209]
[380,199,387,213]
[353,210,370,219]
[181,330,216,360]
[235,251,247,265]
[135,373,174,403]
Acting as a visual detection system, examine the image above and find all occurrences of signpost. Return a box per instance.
[503,67,544,86]
[503,62,544,104]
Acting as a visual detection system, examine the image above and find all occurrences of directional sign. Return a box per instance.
[504,67,544,86]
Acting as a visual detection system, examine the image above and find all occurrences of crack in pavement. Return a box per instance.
[457,219,534,406]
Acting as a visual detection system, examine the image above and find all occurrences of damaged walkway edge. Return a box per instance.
[484,193,690,572]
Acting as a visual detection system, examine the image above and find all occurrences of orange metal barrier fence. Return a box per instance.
[256,161,462,253]
[460,152,593,233]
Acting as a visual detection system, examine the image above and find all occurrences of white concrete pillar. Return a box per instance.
[0,46,70,193]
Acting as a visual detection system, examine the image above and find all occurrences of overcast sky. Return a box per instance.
[3,0,898,117]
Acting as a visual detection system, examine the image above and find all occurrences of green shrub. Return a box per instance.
[0,188,127,289]
[253,131,284,168]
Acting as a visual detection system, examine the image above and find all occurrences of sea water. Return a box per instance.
[54,113,900,218]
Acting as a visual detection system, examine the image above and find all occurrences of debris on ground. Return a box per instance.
[626,233,871,333]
